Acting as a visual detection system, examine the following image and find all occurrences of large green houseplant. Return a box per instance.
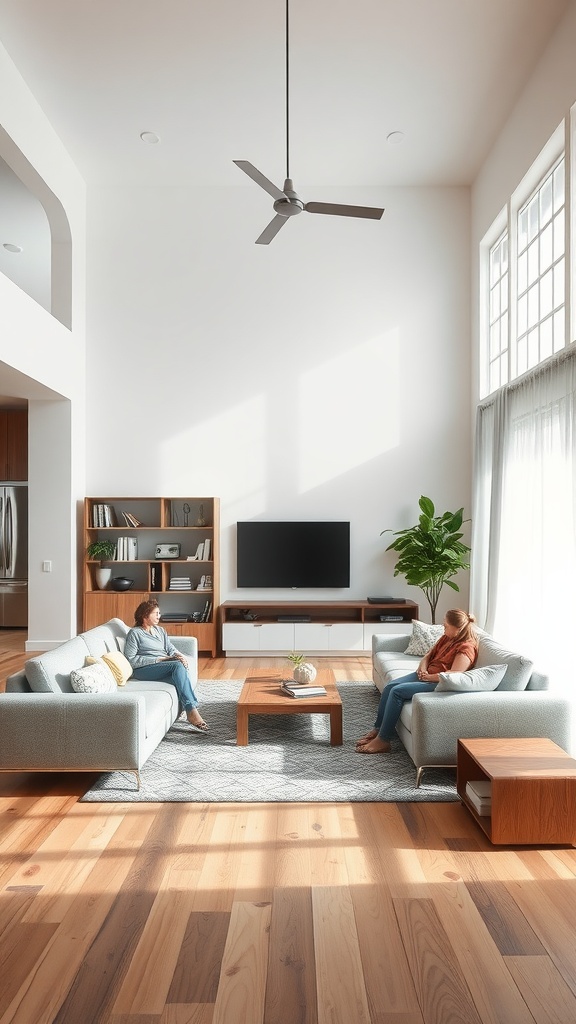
[381,496,471,624]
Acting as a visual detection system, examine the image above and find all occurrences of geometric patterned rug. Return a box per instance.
[79,680,459,803]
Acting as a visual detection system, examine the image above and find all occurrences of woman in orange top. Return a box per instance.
[356,608,478,754]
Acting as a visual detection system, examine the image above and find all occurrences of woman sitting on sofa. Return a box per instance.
[356,608,478,754]
[125,599,209,732]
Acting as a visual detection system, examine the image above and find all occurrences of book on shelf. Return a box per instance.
[150,563,162,591]
[203,538,211,560]
[465,780,492,816]
[122,511,143,528]
[201,599,212,622]
[194,541,205,560]
[281,680,327,698]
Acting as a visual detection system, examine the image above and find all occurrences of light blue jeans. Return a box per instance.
[374,672,437,740]
[132,661,199,712]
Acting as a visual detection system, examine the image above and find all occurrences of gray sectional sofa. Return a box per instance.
[0,618,198,789]
[372,630,572,785]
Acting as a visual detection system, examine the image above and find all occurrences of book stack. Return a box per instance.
[465,779,492,816]
[188,539,211,561]
[281,680,327,699]
[169,576,193,590]
[91,503,117,527]
[116,537,138,560]
[121,511,143,527]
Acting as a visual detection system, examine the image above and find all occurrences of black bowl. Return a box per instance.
[110,577,134,591]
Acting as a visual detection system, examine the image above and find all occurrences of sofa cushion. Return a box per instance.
[405,620,444,656]
[87,651,132,686]
[436,663,507,692]
[476,636,534,691]
[70,662,117,694]
[26,636,91,693]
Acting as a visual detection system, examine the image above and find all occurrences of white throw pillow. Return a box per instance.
[436,663,507,692]
[70,662,117,694]
[405,620,444,657]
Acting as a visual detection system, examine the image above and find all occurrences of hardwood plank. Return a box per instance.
[167,912,230,1004]
[161,1007,214,1024]
[506,878,576,998]
[211,900,272,1024]
[505,955,576,1024]
[393,897,483,1024]
[192,806,249,913]
[264,887,318,1024]
[307,805,349,887]
[0,921,57,1016]
[273,804,313,887]
[464,879,546,956]
[235,803,278,903]
[364,803,432,899]
[351,883,423,1020]
[312,885,371,1024]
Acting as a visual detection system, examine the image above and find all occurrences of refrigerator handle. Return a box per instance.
[5,494,14,577]
[0,494,4,575]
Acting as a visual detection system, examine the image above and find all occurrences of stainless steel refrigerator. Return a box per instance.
[0,485,28,627]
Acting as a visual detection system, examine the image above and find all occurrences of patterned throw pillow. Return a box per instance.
[70,662,117,693]
[85,651,132,686]
[436,663,507,692]
[405,620,444,657]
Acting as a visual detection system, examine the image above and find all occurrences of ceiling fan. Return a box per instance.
[233,0,384,245]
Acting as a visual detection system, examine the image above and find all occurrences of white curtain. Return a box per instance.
[471,347,576,692]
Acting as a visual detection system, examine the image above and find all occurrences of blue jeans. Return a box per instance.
[375,672,437,741]
[132,661,199,712]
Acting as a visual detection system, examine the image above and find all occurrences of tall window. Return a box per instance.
[515,159,565,378]
[488,231,509,394]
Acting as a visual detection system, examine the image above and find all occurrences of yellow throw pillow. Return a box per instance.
[85,650,132,687]
[102,650,133,686]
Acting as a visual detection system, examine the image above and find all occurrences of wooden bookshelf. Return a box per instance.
[82,496,219,656]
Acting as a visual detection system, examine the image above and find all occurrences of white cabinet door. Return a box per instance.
[294,622,364,652]
[222,621,294,652]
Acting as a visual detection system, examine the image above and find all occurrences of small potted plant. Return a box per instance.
[87,539,116,590]
[287,652,317,685]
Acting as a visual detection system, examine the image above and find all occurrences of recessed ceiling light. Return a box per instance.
[140,131,160,144]
[3,243,23,253]
[386,131,405,145]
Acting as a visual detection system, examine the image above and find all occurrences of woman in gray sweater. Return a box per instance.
[125,599,209,731]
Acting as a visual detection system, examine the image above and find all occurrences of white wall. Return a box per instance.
[0,40,86,647]
[86,182,471,622]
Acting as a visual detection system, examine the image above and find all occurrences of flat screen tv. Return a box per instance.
[236,521,350,588]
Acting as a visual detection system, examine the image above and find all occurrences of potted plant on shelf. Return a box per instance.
[381,495,471,624]
[87,539,116,590]
[287,652,317,685]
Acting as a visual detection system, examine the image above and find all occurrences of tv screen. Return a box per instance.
[236,521,350,588]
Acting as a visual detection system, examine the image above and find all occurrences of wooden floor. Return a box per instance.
[1,634,576,1024]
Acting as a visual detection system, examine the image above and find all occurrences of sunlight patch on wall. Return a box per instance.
[298,331,400,493]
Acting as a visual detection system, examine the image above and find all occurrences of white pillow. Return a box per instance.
[436,663,507,692]
[405,620,444,657]
[70,662,117,694]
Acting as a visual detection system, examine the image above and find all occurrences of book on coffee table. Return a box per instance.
[281,680,327,698]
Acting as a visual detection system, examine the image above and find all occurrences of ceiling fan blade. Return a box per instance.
[233,160,286,201]
[304,201,384,220]
[255,215,288,245]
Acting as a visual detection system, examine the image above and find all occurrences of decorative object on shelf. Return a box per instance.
[87,539,117,590]
[110,577,134,592]
[381,495,471,623]
[183,502,190,526]
[287,652,317,685]
[197,574,212,591]
[195,503,206,526]
[154,543,181,559]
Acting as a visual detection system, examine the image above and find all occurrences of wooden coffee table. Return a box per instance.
[236,669,343,747]
[457,737,576,845]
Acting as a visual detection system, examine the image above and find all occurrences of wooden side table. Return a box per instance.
[236,671,343,747]
[457,737,576,845]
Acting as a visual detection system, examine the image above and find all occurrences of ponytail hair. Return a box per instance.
[445,608,477,645]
